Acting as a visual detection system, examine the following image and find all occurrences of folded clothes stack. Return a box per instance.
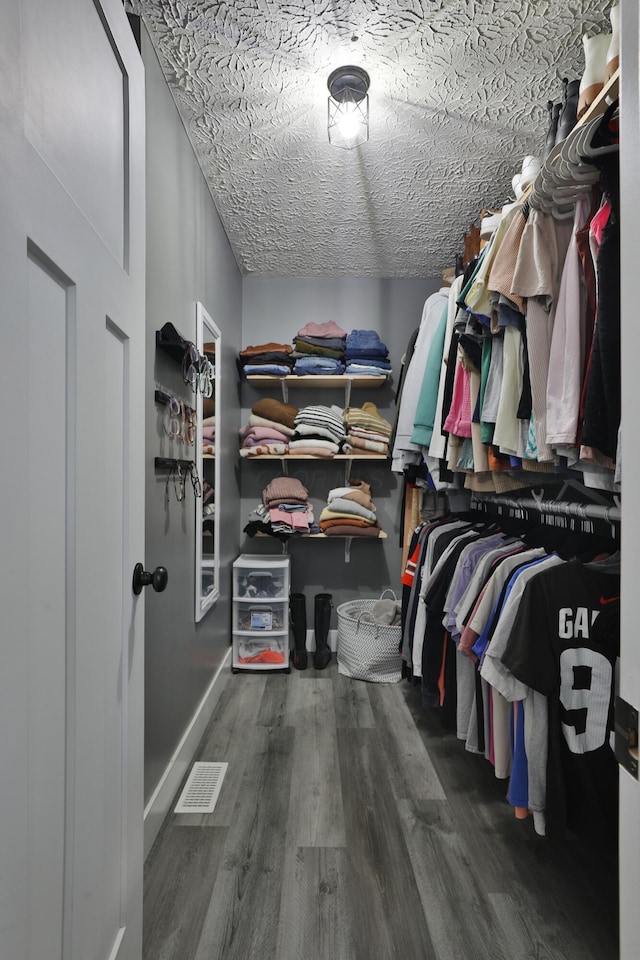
[238,341,294,378]
[202,481,215,524]
[240,397,299,457]
[293,321,348,375]
[239,423,290,457]
[289,404,346,457]
[343,402,392,456]
[202,414,216,456]
[344,330,391,377]
[318,478,382,537]
[243,476,314,539]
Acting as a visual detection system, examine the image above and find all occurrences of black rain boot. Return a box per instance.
[313,593,332,670]
[555,78,580,145]
[543,100,561,160]
[289,593,308,670]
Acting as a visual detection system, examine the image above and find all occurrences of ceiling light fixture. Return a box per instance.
[327,65,370,150]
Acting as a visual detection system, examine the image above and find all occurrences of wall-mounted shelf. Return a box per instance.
[246,375,387,388]
[245,373,388,404]
[155,329,189,363]
[251,528,386,562]
[580,68,619,127]
[304,531,387,540]
[240,451,388,482]
[239,453,387,461]
[252,531,387,540]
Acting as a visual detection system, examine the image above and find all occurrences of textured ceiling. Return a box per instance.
[132,0,612,277]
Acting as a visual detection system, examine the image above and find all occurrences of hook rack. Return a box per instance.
[155,457,194,470]
[155,328,189,363]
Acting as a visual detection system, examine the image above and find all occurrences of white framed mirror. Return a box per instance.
[195,301,221,620]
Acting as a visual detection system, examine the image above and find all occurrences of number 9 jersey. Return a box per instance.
[502,559,620,842]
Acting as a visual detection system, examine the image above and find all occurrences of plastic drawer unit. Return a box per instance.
[232,554,290,672]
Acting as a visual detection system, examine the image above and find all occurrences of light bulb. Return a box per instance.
[337,103,360,141]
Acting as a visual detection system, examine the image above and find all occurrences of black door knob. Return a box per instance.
[132,563,168,595]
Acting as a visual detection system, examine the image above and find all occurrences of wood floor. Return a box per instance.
[144,661,619,960]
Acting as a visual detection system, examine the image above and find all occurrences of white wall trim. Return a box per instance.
[306,627,338,651]
[143,649,231,859]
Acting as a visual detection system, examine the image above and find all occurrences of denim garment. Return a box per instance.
[344,345,389,359]
[496,299,525,330]
[243,363,292,376]
[344,354,391,367]
[344,363,390,376]
[346,329,389,351]
[294,356,345,375]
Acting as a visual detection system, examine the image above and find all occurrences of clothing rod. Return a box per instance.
[470,494,621,523]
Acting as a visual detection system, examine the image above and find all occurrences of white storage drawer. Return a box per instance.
[233,600,288,634]
[233,554,289,601]
[232,634,289,671]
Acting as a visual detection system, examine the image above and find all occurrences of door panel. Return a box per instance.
[23,0,127,265]
[620,3,640,958]
[0,2,146,959]
[25,250,69,960]
[102,319,128,954]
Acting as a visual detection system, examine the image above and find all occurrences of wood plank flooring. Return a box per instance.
[144,661,619,960]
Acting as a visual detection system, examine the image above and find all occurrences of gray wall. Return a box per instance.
[143,30,242,803]
[141,42,442,799]
[241,277,441,614]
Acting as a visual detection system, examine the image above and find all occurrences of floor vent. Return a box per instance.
[174,761,228,814]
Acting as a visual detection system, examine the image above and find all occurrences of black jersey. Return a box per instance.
[502,561,620,840]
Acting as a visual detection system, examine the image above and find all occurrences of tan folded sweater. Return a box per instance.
[320,516,374,529]
[252,397,299,430]
[248,413,296,437]
[327,488,375,511]
[346,435,388,453]
[322,523,381,537]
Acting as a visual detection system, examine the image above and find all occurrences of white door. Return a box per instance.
[0,1,146,959]
[619,4,640,958]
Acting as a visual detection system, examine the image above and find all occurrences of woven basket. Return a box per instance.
[336,590,402,683]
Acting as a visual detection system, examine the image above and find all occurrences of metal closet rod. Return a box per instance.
[471,494,621,523]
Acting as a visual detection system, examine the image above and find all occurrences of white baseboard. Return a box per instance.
[143,648,231,859]
[306,627,338,651]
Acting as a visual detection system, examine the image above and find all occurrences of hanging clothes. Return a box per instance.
[401,512,619,841]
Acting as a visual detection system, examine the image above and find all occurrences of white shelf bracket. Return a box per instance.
[344,457,353,485]
[344,537,352,563]
[280,378,289,403]
[344,378,352,408]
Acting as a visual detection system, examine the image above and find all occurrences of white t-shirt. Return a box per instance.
[391,288,448,471]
